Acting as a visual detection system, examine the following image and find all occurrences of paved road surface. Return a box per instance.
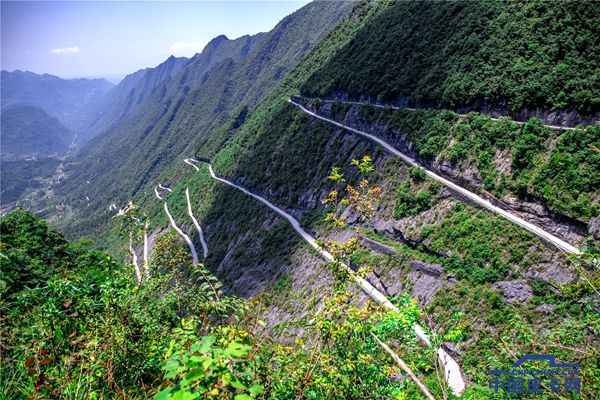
[186,188,209,259]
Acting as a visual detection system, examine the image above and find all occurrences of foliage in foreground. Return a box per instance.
[0,209,435,399]
[0,210,241,398]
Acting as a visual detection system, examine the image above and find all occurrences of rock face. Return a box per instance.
[409,271,445,306]
[360,236,397,256]
[534,304,556,314]
[492,280,533,304]
[407,261,447,306]
[410,260,443,276]
[589,217,600,240]
[525,263,576,286]
[300,97,588,246]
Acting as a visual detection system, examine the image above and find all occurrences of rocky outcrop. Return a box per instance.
[589,217,600,240]
[525,263,576,286]
[409,270,445,306]
[534,304,556,314]
[410,260,443,276]
[360,236,397,256]
[492,280,533,304]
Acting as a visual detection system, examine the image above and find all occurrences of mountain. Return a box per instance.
[0,70,113,138]
[85,55,190,138]
[5,1,598,398]
[301,1,600,123]
[114,0,595,397]
[0,104,73,159]
[55,0,354,238]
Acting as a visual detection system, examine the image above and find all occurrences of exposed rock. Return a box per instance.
[341,206,360,224]
[589,217,600,240]
[462,164,482,188]
[298,190,318,209]
[534,304,556,314]
[310,97,588,246]
[360,236,397,256]
[329,229,357,243]
[492,280,533,304]
[443,341,462,357]
[493,148,512,175]
[410,260,443,276]
[525,263,576,286]
[389,372,407,383]
[372,218,394,234]
[365,271,388,295]
[409,271,444,306]
[380,268,404,298]
[438,160,454,176]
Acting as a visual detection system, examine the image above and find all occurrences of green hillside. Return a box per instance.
[0,104,72,158]
[5,1,599,399]
[301,0,600,117]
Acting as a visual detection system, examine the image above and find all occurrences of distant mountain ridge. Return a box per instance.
[1,70,114,137]
[0,104,72,159]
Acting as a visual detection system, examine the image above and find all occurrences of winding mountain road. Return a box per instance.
[186,188,209,258]
[297,96,592,131]
[159,183,172,193]
[156,182,208,261]
[163,200,199,265]
[288,99,581,255]
[184,158,466,396]
[154,186,164,201]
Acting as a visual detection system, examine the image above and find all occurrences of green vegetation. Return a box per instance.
[421,203,535,283]
[54,1,355,241]
[2,210,468,399]
[302,0,600,115]
[1,210,241,397]
[5,0,598,398]
[394,168,440,219]
[0,157,60,205]
[156,323,264,400]
[319,102,599,222]
[0,105,72,158]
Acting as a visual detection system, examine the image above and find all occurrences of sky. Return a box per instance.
[1,0,311,82]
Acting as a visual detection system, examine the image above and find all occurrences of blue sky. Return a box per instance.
[1,1,311,82]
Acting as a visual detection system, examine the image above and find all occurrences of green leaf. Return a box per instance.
[191,336,216,354]
[154,388,173,400]
[248,384,264,396]
[226,342,250,358]
[230,378,247,390]
[234,395,253,400]
[171,391,198,400]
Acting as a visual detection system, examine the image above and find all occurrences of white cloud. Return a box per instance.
[50,46,80,55]
[169,41,205,56]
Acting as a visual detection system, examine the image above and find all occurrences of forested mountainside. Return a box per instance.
[53,0,353,238]
[85,55,189,139]
[0,70,113,135]
[0,104,73,159]
[0,104,72,210]
[3,0,599,399]
[302,0,600,123]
